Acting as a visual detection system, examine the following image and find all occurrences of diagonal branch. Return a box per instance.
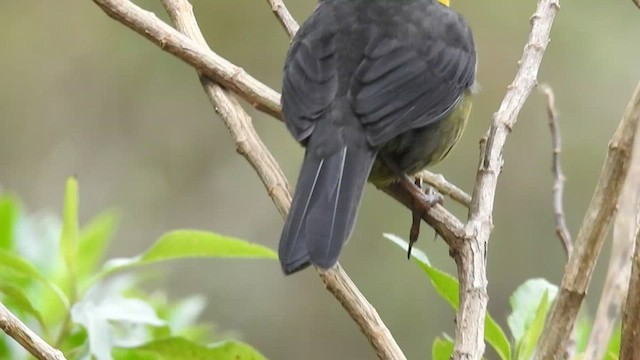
[417,170,472,207]
[620,204,640,358]
[586,111,640,360]
[158,1,405,358]
[0,302,66,360]
[264,0,298,38]
[536,81,640,359]
[92,0,282,120]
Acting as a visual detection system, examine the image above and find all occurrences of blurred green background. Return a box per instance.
[1,1,639,359]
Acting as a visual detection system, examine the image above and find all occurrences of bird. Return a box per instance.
[278,0,476,275]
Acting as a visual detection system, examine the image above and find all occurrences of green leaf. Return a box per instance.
[60,178,80,286]
[432,336,454,360]
[141,230,277,262]
[0,249,68,309]
[100,230,276,276]
[0,194,19,250]
[508,278,558,351]
[112,337,266,360]
[518,291,551,360]
[78,210,119,279]
[384,233,511,360]
[0,284,47,332]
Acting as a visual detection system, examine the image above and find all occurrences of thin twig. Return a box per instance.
[264,0,298,38]
[159,1,405,358]
[540,84,573,257]
[0,302,66,360]
[416,170,472,207]
[633,0,640,9]
[451,1,560,358]
[586,111,640,359]
[536,82,640,359]
[92,0,282,120]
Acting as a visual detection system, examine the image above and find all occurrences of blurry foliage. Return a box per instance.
[0,179,273,359]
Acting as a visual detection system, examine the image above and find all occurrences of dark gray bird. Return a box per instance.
[279,0,476,275]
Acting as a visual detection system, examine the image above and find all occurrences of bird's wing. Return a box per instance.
[351,23,476,147]
[281,6,338,143]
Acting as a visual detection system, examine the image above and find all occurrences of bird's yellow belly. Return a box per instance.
[369,90,473,186]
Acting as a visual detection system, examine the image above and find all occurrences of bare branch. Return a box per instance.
[536,82,640,359]
[92,0,282,120]
[264,0,299,38]
[621,215,640,358]
[159,1,405,358]
[449,1,560,357]
[540,84,573,256]
[618,105,640,360]
[586,111,640,359]
[416,170,472,207]
[633,0,640,9]
[0,302,66,360]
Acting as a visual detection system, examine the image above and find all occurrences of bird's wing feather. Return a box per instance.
[351,26,476,147]
[281,6,338,143]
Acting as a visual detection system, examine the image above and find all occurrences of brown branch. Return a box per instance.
[633,0,640,9]
[540,84,573,256]
[158,1,405,359]
[586,96,640,358]
[618,106,640,360]
[92,0,282,120]
[264,0,298,38]
[536,82,640,359]
[416,170,472,207]
[449,1,560,358]
[586,113,640,359]
[0,302,66,360]
[621,214,640,358]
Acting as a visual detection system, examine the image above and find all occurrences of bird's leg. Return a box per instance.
[381,155,443,258]
[404,176,443,258]
[409,177,423,257]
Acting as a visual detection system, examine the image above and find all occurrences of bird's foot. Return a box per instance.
[406,176,443,258]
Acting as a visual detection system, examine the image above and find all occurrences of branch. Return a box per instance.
[618,96,640,360]
[158,1,405,359]
[633,0,640,9]
[0,302,66,360]
[92,0,282,120]
[586,111,640,359]
[451,1,560,357]
[264,0,298,38]
[416,170,472,207]
[540,84,573,256]
[536,82,640,359]
[621,210,640,358]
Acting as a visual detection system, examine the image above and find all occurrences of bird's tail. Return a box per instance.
[279,146,376,275]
